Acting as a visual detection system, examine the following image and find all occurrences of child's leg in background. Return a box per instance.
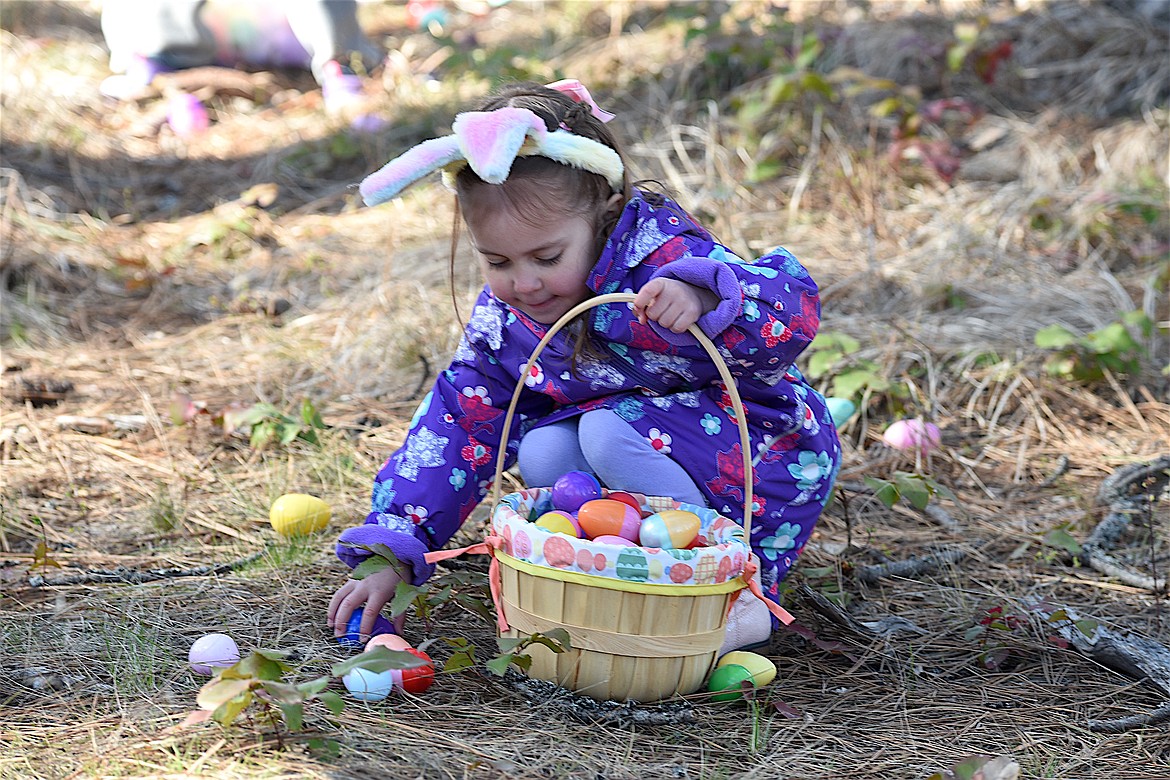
[517,418,591,488]
[284,0,382,82]
[101,0,215,75]
[578,409,707,507]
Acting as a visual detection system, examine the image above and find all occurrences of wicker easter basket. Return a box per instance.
[487,293,756,703]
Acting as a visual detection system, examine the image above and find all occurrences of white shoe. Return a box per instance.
[719,556,773,656]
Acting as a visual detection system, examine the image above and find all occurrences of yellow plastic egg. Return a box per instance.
[269,493,331,537]
[716,650,777,687]
[535,510,581,537]
[638,509,701,549]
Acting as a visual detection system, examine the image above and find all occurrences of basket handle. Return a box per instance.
[490,292,754,541]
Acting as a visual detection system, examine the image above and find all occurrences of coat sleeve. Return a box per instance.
[647,242,821,382]
[336,301,553,584]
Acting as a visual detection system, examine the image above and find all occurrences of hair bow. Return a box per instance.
[546,78,616,123]
[359,105,624,206]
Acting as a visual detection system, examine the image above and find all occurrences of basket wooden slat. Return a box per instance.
[491,293,754,702]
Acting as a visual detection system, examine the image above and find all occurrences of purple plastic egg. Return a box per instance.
[551,471,602,513]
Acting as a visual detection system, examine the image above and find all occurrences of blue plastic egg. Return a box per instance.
[338,607,396,648]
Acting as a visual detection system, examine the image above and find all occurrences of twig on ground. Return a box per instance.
[855,546,969,585]
[1082,456,1169,591]
[27,549,266,587]
[501,669,696,726]
[1087,701,1170,733]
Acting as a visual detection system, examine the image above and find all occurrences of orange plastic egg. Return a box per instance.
[577,499,642,541]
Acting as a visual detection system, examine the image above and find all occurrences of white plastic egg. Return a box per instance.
[188,633,240,676]
[343,667,396,702]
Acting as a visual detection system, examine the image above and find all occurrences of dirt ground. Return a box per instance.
[1,1,1168,779]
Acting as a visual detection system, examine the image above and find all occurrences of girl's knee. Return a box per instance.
[517,419,590,487]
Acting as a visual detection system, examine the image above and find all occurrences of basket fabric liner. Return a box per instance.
[491,487,751,587]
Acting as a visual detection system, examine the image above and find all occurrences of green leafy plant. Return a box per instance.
[864,471,956,512]
[1036,524,1083,566]
[964,603,1024,670]
[805,332,897,402]
[219,398,327,449]
[488,629,572,676]
[1034,310,1154,382]
[190,646,430,756]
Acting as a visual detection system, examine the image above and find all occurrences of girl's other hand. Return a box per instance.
[327,565,406,641]
[633,278,718,333]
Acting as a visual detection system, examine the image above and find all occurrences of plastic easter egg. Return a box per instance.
[639,510,701,549]
[269,493,331,537]
[337,607,397,648]
[535,510,581,537]
[167,92,209,138]
[577,499,642,541]
[343,667,395,702]
[399,648,435,694]
[825,397,857,429]
[605,490,645,516]
[552,471,603,513]
[716,651,777,687]
[707,663,755,702]
[882,419,941,453]
[592,534,636,547]
[188,633,240,676]
[365,633,412,653]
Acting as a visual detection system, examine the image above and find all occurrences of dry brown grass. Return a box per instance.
[2,1,1168,778]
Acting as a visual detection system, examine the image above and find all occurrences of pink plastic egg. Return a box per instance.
[364,633,412,653]
[592,534,637,547]
[577,499,642,541]
[535,510,582,537]
[882,419,941,452]
[639,510,701,549]
[551,471,602,513]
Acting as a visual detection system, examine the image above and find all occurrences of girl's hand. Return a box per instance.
[632,278,719,333]
[327,565,406,641]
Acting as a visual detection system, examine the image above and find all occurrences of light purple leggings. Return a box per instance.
[517,409,706,506]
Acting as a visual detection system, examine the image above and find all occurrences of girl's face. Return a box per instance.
[464,194,618,324]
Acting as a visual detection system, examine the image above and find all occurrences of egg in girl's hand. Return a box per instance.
[638,509,701,549]
[337,607,397,648]
[881,419,941,453]
[269,493,331,537]
[343,667,395,702]
[551,471,602,513]
[535,510,582,537]
[188,633,240,676]
[577,499,642,541]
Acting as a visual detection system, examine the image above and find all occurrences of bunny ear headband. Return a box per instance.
[359,79,623,206]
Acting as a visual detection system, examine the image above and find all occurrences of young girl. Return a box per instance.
[327,80,841,653]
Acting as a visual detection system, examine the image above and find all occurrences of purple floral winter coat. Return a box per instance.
[337,193,842,604]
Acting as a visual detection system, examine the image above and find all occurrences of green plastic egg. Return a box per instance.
[706,663,755,701]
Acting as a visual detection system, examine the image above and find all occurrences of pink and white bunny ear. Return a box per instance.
[546,79,615,123]
[359,135,462,206]
[452,107,547,184]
